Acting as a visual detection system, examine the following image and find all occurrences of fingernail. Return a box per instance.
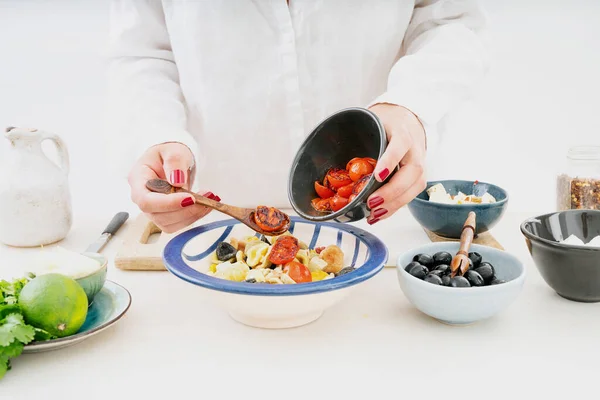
[367,217,380,225]
[202,191,215,199]
[181,197,194,207]
[214,195,221,202]
[378,168,390,181]
[371,208,388,219]
[368,196,384,209]
[170,169,185,185]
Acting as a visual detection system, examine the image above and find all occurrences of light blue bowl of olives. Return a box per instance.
[397,242,525,325]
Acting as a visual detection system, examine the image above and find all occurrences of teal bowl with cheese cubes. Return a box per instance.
[407,180,509,239]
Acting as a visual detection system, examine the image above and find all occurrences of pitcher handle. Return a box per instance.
[40,132,70,175]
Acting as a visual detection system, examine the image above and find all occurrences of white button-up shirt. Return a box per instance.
[106,0,488,208]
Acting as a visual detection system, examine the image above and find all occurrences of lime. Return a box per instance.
[19,273,88,338]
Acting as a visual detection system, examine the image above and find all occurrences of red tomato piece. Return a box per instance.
[253,206,289,233]
[311,197,332,212]
[330,194,349,212]
[314,181,335,199]
[325,168,353,189]
[345,157,363,171]
[268,236,300,265]
[363,157,377,168]
[348,159,374,182]
[315,246,326,254]
[283,261,312,283]
[352,173,372,195]
[348,194,357,203]
[336,183,354,198]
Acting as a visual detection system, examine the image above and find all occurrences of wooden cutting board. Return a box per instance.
[114,213,175,270]
[422,228,504,250]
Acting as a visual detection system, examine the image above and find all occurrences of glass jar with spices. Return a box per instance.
[557,146,600,211]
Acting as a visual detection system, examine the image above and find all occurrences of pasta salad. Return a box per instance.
[207,232,355,284]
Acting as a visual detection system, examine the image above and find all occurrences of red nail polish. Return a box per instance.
[367,217,380,225]
[378,168,390,181]
[368,196,384,209]
[371,208,388,219]
[170,169,185,185]
[214,195,221,202]
[202,191,214,199]
[181,197,194,207]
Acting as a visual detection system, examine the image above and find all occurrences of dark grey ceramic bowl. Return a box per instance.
[288,107,396,223]
[520,209,600,302]
[407,180,509,238]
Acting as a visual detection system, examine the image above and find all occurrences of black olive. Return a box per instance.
[404,261,422,272]
[428,270,444,278]
[433,251,452,266]
[407,264,429,279]
[336,267,355,276]
[260,235,270,244]
[413,254,434,270]
[245,278,257,283]
[216,242,237,261]
[465,270,485,287]
[424,274,443,285]
[474,262,495,284]
[490,278,506,285]
[434,264,451,275]
[468,252,483,268]
[442,275,451,286]
[450,276,471,287]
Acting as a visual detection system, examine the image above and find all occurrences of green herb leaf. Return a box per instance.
[33,327,55,342]
[0,354,9,380]
[2,340,24,359]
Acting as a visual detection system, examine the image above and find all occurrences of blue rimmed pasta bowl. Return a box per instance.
[163,216,388,329]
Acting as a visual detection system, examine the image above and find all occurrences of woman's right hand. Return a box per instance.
[127,142,219,233]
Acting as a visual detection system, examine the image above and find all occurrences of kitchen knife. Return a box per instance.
[85,212,129,254]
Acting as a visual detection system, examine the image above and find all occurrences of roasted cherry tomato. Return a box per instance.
[363,157,377,168]
[345,157,363,171]
[330,194,349,212]
[268,236,300,265]
[352,173,372,195]
[311,197,332,212]
[348,159,374,182]
[314,181,335,199]
[325,168,353,189]
[254,206,289,233]
[348,194,357,203]
[336,183,354,198]
[283,261,312,283]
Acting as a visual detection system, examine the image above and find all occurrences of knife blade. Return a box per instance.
[85,212,129,254]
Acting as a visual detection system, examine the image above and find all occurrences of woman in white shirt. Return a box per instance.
[107,0,488,233]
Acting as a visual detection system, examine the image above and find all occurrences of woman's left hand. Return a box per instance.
[366,103,427,225]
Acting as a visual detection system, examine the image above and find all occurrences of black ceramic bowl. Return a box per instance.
[520,209,600,302]
[288,107,396,222]
[407,180,509,238]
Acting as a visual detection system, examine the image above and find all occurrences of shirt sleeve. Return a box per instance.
[368,0,489,145]
[104,0,200,178]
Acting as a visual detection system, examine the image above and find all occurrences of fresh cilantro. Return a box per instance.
[0,276,37,380]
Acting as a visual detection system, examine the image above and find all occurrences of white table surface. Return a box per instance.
[1,197,598,399]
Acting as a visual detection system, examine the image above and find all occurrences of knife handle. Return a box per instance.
[103,212,129,235]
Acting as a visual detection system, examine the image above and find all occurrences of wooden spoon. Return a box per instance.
[145,179,291,236]
[450,211,477,278]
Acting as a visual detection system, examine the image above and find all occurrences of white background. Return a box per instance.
[1,2,600,398]
[1,0,599,214]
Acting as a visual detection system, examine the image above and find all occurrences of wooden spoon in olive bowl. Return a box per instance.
[146,179,291,236]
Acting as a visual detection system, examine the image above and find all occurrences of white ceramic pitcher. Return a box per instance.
[0,127,73,247]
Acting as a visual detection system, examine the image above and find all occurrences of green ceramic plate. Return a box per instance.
[22,280,131,353]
